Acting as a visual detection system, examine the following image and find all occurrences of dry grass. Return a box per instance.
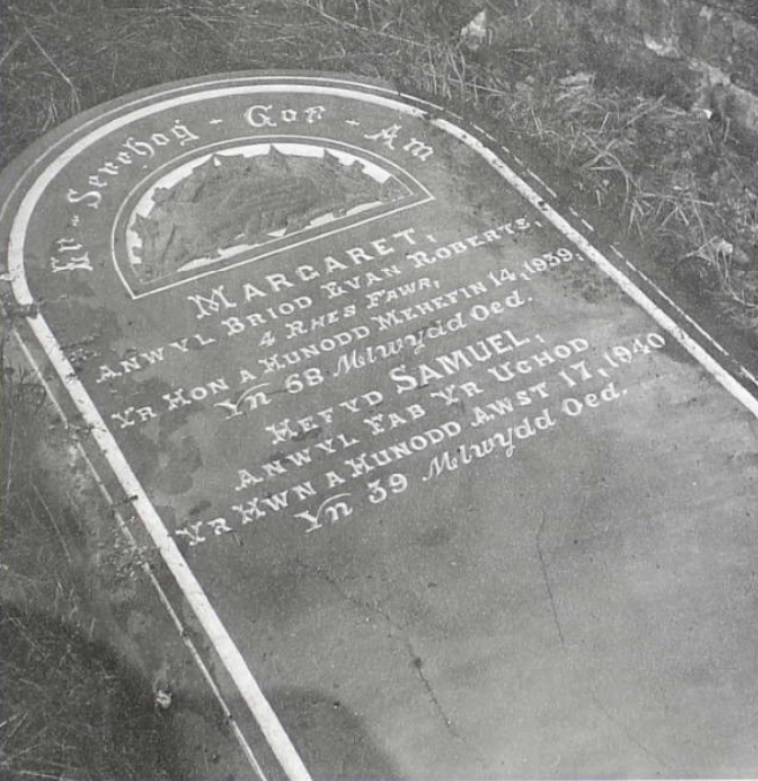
[501,74,758,312]
[326,1,757,324]
[0,603,177,780]
[298,1,758,324]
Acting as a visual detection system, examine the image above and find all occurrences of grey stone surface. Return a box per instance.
[3,72,758,778]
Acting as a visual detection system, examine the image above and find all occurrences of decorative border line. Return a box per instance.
[4,73,758,781]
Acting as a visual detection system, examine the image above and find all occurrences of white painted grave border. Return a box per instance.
[5,74,758,781]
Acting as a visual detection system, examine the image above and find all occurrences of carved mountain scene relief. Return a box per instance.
[126,144,411,283]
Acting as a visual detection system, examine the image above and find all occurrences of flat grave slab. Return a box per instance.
[3,72,758,779]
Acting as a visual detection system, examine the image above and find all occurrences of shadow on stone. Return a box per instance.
[266,686,402,780]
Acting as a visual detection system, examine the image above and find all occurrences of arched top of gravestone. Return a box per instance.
[1,71,535,312]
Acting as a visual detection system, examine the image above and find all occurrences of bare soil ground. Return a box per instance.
[1,1,757,778]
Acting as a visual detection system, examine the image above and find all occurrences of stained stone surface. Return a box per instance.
[3,73,758,779]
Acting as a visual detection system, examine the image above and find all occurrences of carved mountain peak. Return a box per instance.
[129,146,406,281]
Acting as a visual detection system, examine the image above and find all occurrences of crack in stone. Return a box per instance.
[295,557,398,630]
[536,511,566,648]
[533,526,669,772]
[404,636,460,738]
[295,558,460,738]
[589,688,670,772]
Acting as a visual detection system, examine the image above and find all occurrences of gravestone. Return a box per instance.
[3,72,758,779]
